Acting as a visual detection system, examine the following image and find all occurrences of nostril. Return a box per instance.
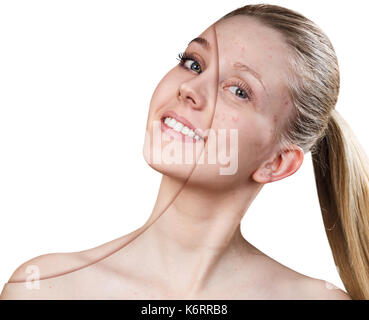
[186,95,196,105]
[188,97,196,104]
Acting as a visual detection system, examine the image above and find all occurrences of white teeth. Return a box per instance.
[164,117,171,125]
[181,126,190,135]
[173,122,184,132]
[163,117,202,140]
[187,130,195,138]
[168,118,176,128]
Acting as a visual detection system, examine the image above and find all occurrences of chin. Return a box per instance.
[145,157,196,180]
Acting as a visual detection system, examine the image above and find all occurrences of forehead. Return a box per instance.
[205,16,292,97]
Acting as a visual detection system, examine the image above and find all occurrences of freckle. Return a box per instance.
[231,115,239,123]
[273,115,278,123]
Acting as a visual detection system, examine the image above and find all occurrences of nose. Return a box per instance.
[178,80,206,110]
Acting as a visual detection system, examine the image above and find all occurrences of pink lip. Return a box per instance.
[160,110,203,138]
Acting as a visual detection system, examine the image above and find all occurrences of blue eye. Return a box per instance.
[229,86,249,100]
[177,51,253,102]
[225,79,253,102]
[177,52,202,74]
[184,59,201,73]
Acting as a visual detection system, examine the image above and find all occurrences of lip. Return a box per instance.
[160,110,204,139]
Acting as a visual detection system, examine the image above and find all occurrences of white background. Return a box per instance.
[1,0,368,293]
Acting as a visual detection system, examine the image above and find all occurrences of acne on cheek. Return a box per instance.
[214,112,239,124]
[279,93,291,109]
[270,115,278,136]
[214,113,226,122]
[231,115,239,123]
[277,96,292,128]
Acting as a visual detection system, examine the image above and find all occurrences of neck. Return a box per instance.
[138,174,262,295]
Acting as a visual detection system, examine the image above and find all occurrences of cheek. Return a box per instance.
[213,109,272,155]
[271,95,293,134]
[151,78,172,104]
[238,117,276,163]
[149,68,179,111]
[213,111,240,126]
[231,114,240,123]
[272,115,278,134]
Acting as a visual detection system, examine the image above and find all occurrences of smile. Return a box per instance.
[163,117,203,141]
[160,111,205,142]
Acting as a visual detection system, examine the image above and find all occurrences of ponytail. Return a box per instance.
[217,2,368,299]
[312,109,369,300]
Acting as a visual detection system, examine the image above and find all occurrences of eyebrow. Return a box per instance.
[188,37,266,92]
[232,62,266,92]
[188,37,210,50]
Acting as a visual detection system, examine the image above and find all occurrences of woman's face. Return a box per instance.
[143,15,296,190]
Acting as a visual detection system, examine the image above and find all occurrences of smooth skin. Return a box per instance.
[0,16,351,300]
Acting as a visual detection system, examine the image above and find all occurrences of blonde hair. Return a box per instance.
[218,4,369,299]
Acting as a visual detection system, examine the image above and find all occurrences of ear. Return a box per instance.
[252,145,304,184]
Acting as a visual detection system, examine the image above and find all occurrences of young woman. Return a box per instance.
[1,4,367,300]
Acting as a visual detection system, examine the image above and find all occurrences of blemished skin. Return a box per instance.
[0,16,351,299]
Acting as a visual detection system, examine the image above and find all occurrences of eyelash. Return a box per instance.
[176,51,254,102]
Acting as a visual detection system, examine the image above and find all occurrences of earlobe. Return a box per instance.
[252,145,304,184]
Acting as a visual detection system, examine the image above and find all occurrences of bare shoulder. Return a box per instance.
[247,249,351,300]
[0,228,140,299]
[4,252,84,284]
[270,261,352,300]
[295,276,352,300]
[0,252,82,300]
[7,227,142,283]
